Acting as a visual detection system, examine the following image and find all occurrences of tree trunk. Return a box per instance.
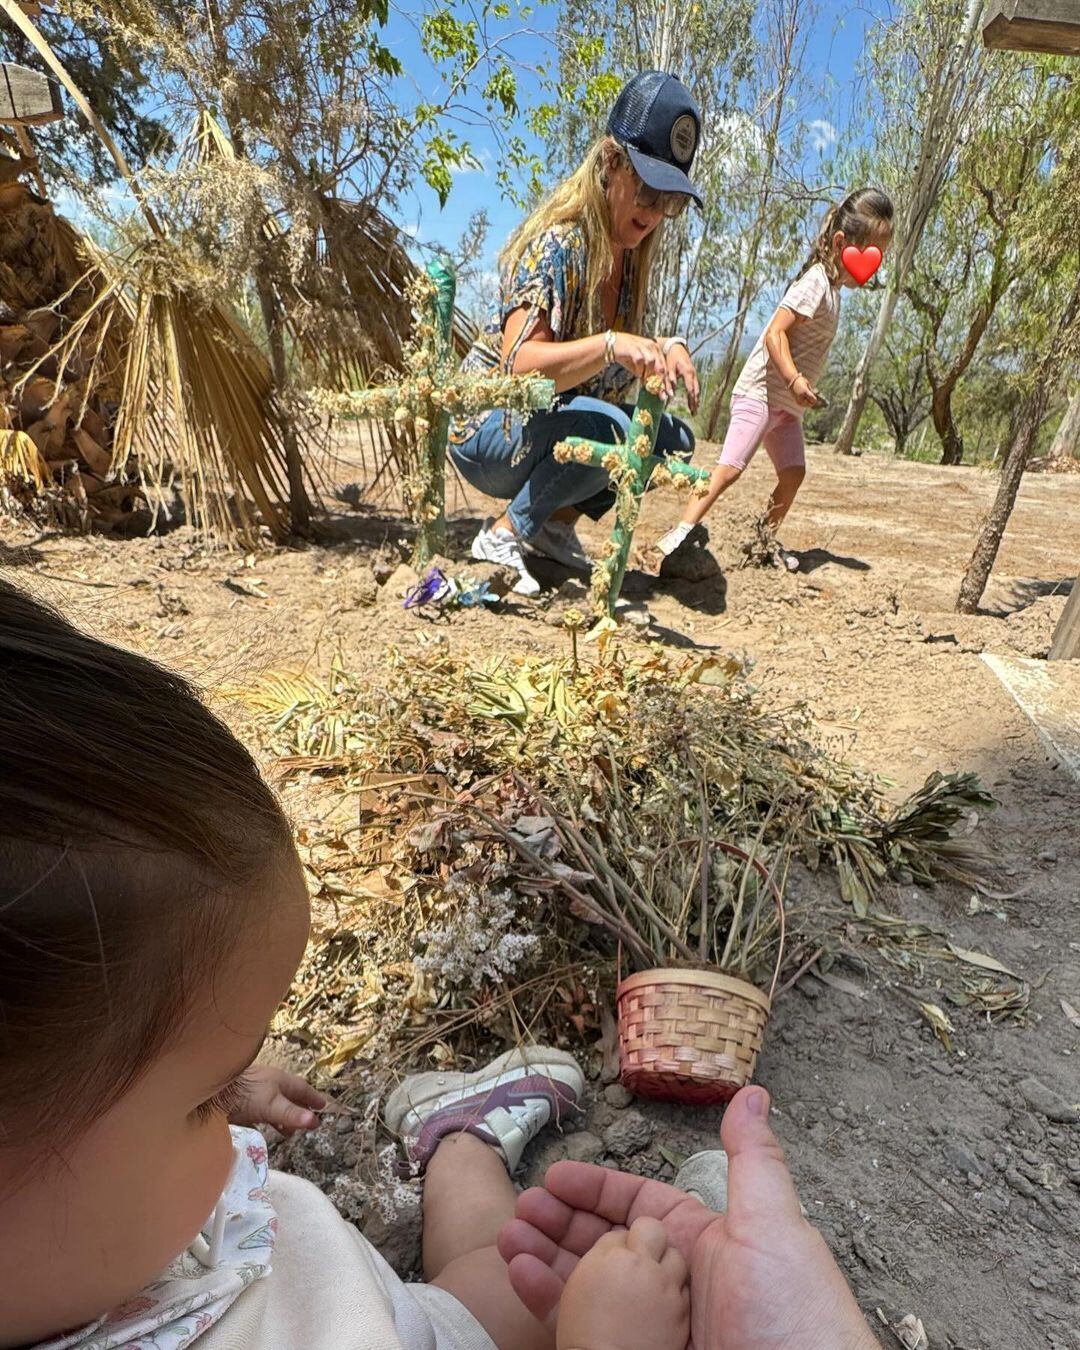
[832,281,901,455]
[935,385,964,464]
[1049,387,1080,460]
[957,274,1080,613]
[1048,572,1080,660]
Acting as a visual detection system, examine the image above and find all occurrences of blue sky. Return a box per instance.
[392,0,893,312]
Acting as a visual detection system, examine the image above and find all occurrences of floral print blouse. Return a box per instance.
[448,221,638,445]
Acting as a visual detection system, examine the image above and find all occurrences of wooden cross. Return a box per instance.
[321,259,554,568]
[553,383,710,618]
[983,0,1080,659]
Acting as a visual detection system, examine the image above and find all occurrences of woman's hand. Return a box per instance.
[228,1063,328,1135]
[662,341,700,413]
[613,333,673,400]
[789,374,820,409]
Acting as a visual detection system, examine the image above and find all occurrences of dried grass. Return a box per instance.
[234,635,1005,1092]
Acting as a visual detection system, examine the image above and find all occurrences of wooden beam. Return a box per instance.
[1048,572,1080,660]
[984,0,1080,55]
[0,62,63,125]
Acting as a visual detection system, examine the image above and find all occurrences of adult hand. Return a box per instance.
[227,1063,327,1134]
[790,373,820,409]
[663,341,700,414]
[613,333,672,400]
[499,1086,879,1350]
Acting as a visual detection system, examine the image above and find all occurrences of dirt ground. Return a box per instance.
[3,440,1078,1350]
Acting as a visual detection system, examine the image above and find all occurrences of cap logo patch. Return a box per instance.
[670,114,697,164]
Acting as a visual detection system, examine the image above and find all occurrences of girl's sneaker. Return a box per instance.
[385,1046,585,1173]
[774,542,800,572]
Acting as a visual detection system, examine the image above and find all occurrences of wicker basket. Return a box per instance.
[616,841,785,1106]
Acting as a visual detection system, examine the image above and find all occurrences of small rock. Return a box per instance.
[340,566,378,609]
[603,1083,634,1109]
[372,555,397,585]
[1005,1167,1038,1199]
[943,1143,980,1176]
[1036,848,1057,864]
[982,1191,1009,1215]
[360,1194,423,1276]
[1020,1077,1079,1124]
[562,1131,604,1164]
[1022,1148,1042,1167]
[828,1104,848,1123]
[380,562,421,602]
[809,1122,828,1147]
[1029,1275,1048,1290]
[466,560,516,598]
[930,1060,954,1076]
[602,1110,653,1157]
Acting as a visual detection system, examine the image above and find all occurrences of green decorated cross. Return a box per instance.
[319,259,554,568]
[554,381,710,618]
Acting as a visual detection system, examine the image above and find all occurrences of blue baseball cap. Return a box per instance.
[607,71,703,207]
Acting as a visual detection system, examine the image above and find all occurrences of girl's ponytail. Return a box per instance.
[796,188,894,284]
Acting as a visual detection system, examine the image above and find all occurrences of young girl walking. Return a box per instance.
[0,579,692,1350]
[651,187,894,571]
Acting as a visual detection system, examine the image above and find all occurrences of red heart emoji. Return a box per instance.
[841,245,882,285]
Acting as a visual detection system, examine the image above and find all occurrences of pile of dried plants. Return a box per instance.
[234,635,1009,1091]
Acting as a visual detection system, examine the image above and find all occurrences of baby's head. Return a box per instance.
[0,579,309,1344]
[808,187,894,286]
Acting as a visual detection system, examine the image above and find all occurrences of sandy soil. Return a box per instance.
[3,440,1078,1350]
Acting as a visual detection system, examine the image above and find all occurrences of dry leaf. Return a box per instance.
[946,942,1020,978]
[891,1313,928,1349]
[919,1002,954,1052]
[1061,998,1080,1031]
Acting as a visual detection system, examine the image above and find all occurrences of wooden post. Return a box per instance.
[979,0,1080,655]
[0,62,62,124]
[1048,574,1080,660]
[983,1,1080,55]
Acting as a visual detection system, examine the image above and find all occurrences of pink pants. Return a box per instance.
[718,395,806,473]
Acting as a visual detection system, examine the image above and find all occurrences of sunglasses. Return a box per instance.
[614,146,691,219]
[633,178,691,219]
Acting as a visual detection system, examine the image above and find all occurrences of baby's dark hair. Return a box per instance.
[0,579,294,1146]
[798,187,894,283]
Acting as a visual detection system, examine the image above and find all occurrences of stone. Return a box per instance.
[1019,1077,1079,1124]
[562,1131,604,1164]
[828,1104,848,1123]
[360,1194,423,1277]
[340,566,378,609]
[380,562,421,601]
[1005,1167,1038,1199]
[602,1110,653,1157]
[465,560,516,598]
[1036,848,1057,863]
[943,1143,980,1176]
[603,1083,634,1109]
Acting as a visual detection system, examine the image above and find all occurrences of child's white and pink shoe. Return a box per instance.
[385,1046,585,1173]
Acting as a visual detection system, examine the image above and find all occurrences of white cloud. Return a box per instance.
[808,119,837,154]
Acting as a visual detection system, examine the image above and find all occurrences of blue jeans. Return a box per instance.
[449,396,696,540]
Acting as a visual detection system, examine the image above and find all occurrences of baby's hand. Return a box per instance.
[555,1216,689,1350]
[229,1063,327,1134]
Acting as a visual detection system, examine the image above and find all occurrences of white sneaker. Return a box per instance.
[471,520,541,596]
[385,1046,585,1174]
[527,518,592,571]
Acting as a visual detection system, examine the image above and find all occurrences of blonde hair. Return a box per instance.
[499,137,661,333]
[798,187,894,283]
